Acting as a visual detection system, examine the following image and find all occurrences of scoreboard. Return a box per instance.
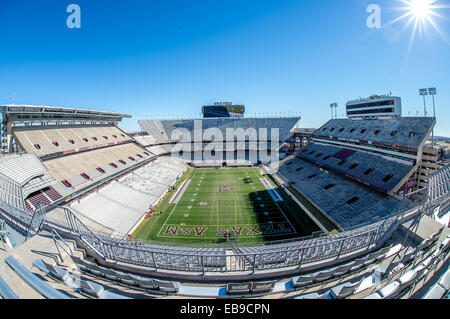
[202,102,245,118]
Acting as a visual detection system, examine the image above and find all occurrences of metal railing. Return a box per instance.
[35,202,406,274]
[0,165,448,275]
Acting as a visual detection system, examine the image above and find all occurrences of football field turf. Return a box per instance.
[133,167,320,245]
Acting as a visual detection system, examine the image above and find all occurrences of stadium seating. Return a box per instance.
[32,258,131,299]
[296,143,414,192]
[424,269,450,299]
[133,135,159,147]
[69,156,187,235]
[0,276,19,299]
[0,174,26,211]
[4,256,69,299]
[428,164,450,203]
[314,117,434,149]
[44,143,149,182]
[366,235,449,300]
[275,155,411,229]
[73,257,182,293]
[13,124,132,158]
[139,117,299,146]
[330,279,364,299]
[0,154,49,186]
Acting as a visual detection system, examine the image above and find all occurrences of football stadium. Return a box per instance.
[1,1,449,304]
[0,99,448,300]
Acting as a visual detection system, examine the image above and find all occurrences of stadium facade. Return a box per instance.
[0,102,448,300]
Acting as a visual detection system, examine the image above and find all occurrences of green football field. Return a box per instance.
[133,167,320,245]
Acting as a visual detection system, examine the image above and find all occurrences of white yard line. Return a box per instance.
[157,169,199,238]
[255,171,297,235]
[169,179,191,204]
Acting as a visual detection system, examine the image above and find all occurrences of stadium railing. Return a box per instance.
[0,165,448,276]
[35,202,411,274]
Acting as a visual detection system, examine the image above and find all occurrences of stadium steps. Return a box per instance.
[391,229,420,249]
[226,249,245,272]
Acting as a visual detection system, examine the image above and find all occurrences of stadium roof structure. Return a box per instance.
[0,104,131,124]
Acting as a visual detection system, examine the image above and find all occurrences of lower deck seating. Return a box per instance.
[274,155,411,230]
[69,157,187,235]
[297,143,414,192]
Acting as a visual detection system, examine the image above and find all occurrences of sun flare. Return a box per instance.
[409,0,432,18]
[383,0,450,52]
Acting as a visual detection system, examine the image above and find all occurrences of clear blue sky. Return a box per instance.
[0,0,449,135]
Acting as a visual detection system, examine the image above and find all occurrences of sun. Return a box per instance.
[384,0,450,50]
[409,0,432,18]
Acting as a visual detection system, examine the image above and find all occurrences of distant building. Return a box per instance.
[346,95,401,119]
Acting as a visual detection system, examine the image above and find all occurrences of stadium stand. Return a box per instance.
[32,259,130,299]
[0,154,60,207]
[428,164,450,203]
[4,256,70,299]
[13,124,132,158]
[274,155,410,229]
[69,156,187,235]
[139,117,299,146]
[0,103,449,300]
[314,117,434,150]
[296,143,414,192]
[134,134,159,147]
[0,275,19,299]
[0,154,48,185]
[43,143,149,182]
[0,173,26,211]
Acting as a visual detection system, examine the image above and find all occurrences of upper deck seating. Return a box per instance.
[0,174,26,211]
[139,118,299,145]
[13,124,132,158]
[297,143,414,192]
[0,154,48,186]
[313,117,434,150]
[134,135,159,147]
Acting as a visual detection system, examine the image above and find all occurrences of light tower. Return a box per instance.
[330,103,338,119]
[419,88,428,117]
[428,87,437,146]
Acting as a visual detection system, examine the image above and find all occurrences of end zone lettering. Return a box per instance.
[163,224,294,237]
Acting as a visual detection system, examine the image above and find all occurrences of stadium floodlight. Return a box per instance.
[428,87,437,118]
[330,103,338,119]
[428,88,437,146]
[419,88,428,117]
